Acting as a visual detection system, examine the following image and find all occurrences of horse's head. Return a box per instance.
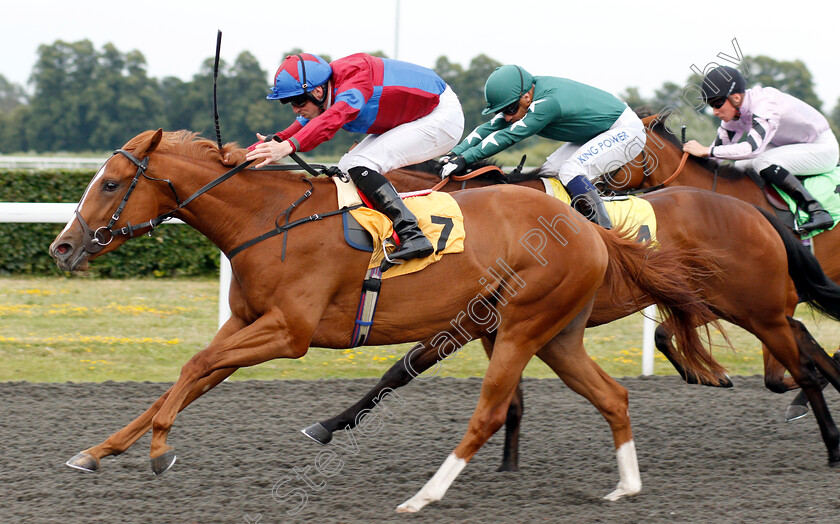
[50,129,174,271]
[603,112,697,193]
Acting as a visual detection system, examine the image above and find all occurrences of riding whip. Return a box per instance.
[213,29,223,150]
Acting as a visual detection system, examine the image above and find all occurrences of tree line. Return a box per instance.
[1,39,839,160]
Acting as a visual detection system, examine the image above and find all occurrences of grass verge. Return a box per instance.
[2,276,838,383]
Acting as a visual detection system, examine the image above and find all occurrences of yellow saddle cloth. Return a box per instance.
[348,191,465,279]
[541,177,657,244]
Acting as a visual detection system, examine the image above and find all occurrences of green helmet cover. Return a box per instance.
[482,65,534,115]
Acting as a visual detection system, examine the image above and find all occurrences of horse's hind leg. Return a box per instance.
[396,333,540,513]
[303,339,444,445]
[536,333,640,501]
[480,336,523,472]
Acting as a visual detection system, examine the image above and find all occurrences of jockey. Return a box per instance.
[439,65,647,229]
[684,65,839,233]
[246,53,464,261]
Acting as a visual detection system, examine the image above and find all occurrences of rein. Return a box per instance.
[77,149,254,253]
[607,125,690,197]
[429,165,508,191]
[226,178,360,260]
[77,148,337,257]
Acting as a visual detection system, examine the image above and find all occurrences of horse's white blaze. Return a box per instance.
[603,440,641,501]
[396,453,466,513]
[59,164,107,237]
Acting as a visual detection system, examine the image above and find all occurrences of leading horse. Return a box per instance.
[50,129,723,512]
[307,160,840,471]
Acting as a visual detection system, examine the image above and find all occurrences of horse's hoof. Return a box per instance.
[496,462,519,472]
[65,452,100,473]
[717,374,734,388]
[785,404,809,422]
[301,423,332,445]
[150,449,177,476]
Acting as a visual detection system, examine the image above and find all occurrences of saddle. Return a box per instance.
[334,177,465,279]
[742,165,840,239]
[334,177,465,347]
[540,177,658,245]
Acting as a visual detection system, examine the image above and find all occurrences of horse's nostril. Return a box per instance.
[56,244,70,255]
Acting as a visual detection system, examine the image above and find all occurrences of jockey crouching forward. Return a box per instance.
[245,53,464,261]
[439,65,647,229]
[684,65,839,233]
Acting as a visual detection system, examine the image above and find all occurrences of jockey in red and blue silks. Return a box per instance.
[246,53,464,262]
[683,65,839,233]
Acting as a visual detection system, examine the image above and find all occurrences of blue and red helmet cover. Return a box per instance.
[267,53,332,100]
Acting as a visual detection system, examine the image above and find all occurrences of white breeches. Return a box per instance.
[734,129,840,176]
[541,106,647,185]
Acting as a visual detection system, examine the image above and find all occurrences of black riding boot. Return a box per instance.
[565,175,612,229]
[348,166,434,261]
[761,165,833,232]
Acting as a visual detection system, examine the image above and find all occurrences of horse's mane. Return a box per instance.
[124,130,242,165]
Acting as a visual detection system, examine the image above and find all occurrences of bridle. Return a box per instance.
[76,148,251,254]
[75,149,182,254]
[75,147,347,260]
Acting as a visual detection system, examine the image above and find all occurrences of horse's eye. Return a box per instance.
[103,181,119,192]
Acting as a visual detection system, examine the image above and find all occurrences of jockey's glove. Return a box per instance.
[439,155,466,179]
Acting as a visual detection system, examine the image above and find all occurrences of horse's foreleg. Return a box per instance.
[536,334,640,501]
[786,346,839,421]
[761,317,840,465]
[66,316,247,472]
[787,318,840,394]
[148,309,306,474]
[66,367,238,472]
[655,321,732,387]
[304,338,444,445]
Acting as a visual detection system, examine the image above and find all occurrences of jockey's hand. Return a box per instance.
[245,133,294,168]
[439,155,466,179]
[245,133,278,152]
[683,140,710,158]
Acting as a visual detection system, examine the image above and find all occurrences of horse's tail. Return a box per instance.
[755,207,840,321]
[595,227,728,384]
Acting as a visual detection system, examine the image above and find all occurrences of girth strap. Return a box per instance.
[350,266,383,347]
[226,177,361,259]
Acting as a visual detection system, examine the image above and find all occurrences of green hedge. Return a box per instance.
[1,169,220,277]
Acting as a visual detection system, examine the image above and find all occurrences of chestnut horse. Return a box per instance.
[306,161,840,471]
[604,112,840,413]
[50,130,726,512]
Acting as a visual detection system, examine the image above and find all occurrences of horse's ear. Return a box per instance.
[133,128,164,158]
[147,129,163,155]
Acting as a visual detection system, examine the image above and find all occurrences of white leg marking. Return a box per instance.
[396,453,466,513]
[604,439,642,501]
